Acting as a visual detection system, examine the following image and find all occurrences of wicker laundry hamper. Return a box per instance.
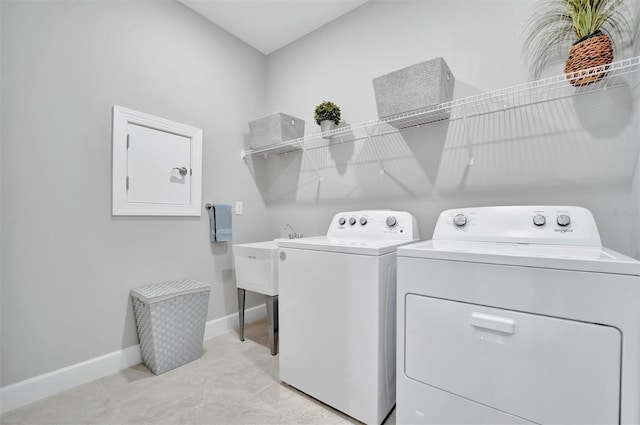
[564,32,614,87]
[131,279,210,375]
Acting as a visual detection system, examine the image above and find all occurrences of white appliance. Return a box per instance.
[278,210,420,425]
[233,240,279,355]
[396,205,640,425]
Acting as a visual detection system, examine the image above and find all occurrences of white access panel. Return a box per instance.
[404,295,621,424]
[127,124,191,205]
[112,106,202,216]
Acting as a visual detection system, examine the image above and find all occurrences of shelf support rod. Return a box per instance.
[299,140,322,181]
[365,126,386,175]
[461,104,474,166]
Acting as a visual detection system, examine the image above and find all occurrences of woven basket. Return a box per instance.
[564,32,614,87]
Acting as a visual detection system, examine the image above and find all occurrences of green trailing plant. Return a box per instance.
[523,0,632,78]
[314,101,341,126]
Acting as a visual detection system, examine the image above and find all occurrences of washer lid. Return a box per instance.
[278,236,417,255]
[398,240,640,275]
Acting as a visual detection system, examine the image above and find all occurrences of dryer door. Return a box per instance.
[404,295,621,424]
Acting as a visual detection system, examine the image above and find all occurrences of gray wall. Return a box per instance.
[633,13,640,263]
[0,1,3,385]
[262,0,640,259]
[0,0,270,386]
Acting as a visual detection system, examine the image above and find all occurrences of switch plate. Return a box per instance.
[235,201,243,215]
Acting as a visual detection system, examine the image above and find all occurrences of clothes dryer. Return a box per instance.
[278,210,420,425]
[396,206,640,424]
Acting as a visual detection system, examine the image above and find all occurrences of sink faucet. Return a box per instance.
[284,224,302,239]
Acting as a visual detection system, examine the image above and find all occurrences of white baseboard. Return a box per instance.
[0,304,266,414]
[0,344,142,415]
[203,303,266,340]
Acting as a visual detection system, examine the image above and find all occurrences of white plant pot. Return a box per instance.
[320,120,335,139]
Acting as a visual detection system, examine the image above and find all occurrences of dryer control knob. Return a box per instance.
[359,217,368,226]
[338,217,346,226]
[533,214,546,227]
[349,217,357,226]
[453,214,467,227]
[386,216,398,228]
[557,214,571,227]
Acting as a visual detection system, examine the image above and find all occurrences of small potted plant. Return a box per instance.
[314,101,341,139]
[523,0,632,86]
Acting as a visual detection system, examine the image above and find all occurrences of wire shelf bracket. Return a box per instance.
[300,141,322,181]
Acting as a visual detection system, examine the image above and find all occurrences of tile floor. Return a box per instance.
[1,319,396,425]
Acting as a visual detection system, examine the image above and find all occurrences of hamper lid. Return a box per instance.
[131,279,210,304]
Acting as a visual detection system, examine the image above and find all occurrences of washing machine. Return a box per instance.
[396,205,640,425]
[278,210,420,425]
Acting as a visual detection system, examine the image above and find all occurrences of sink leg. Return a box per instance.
[237,288,246,342]
[266,295,279,355]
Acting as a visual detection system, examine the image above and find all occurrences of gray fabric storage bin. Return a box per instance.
[131,279,210,375]
[249,112,305,148]
[373,57,455,128]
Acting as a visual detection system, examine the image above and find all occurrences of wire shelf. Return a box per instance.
[241,56,640,158]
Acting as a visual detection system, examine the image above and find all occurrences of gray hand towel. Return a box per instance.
[209,204,232,242]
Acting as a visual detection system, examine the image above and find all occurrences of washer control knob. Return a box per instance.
[338,217,346,226]
[359,217,368,226]
[453,214,467,228]
[348,217,357,226]
[386,216,398,228]
[557,214,571,227]
[533,214,546,227]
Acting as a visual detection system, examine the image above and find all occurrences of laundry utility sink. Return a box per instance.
[233,240,281,355]
[233,240,279,296]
